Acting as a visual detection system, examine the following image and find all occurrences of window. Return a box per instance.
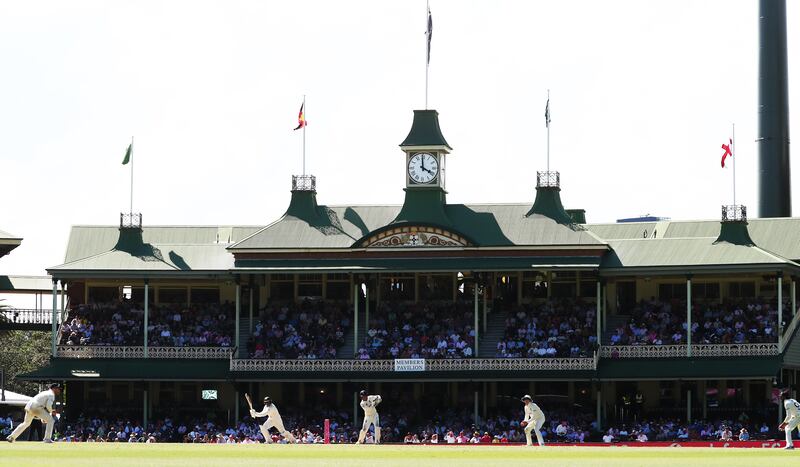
[522,271,548,299]
[88,286,118,303]
[419,274,453,300]
[326,282,350,300]
[551,271,577,298]
[191,288,220,303]
[159,288,187,304]
[692,283,720,300]
[658,283,687,301]
[728,281,756,298]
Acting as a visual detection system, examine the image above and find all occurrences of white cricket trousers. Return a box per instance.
[259,417,296,443]
[358,414,380,443]
[8,407,54,441]
[524,415,546,447]
[786,419,800,447]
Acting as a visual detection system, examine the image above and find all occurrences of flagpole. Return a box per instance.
[732,123,736,206]
[302,95,306,176]
[425,0,430,110]
[130,136,134,214]
[547,89,550,172]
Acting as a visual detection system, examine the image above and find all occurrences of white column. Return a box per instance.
[596,281,602,346]
[60,281,66,314]
[249,286,254,335]
[474,390,479,428]
[778,273,783,348]
[365,277,370,334]
[144,280,149,359]
[235,283,241,351]
[792,278,797,321]
[143,388,148,430]
[474,283,479,357]
[354,283,359,357]
[596,389,602,431]
[51,279,58,357]
[686,276,692,357]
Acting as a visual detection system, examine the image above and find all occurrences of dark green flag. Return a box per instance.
[122,143,132,165]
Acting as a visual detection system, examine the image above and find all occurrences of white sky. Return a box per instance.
[1,0,799,280]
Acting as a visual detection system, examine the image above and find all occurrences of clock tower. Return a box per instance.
[393,109,454,226]
[400,109,451,190]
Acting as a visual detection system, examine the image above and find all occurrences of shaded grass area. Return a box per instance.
[0,443,796,467]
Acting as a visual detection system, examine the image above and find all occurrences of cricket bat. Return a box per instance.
[245,393,254,411]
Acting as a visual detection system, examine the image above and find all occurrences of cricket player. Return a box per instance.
[6,383,62,443]
[779,391,800,450]
[521,394,545,447]
[357,389,382,444]
[250,396,297,444]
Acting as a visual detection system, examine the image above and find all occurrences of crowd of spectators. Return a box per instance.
[600,417,772,443]
[6,406,778,445]
[495,300,597,358]
[59,301,235,347]
[247,300,351,359]
[357,301,475,359]
[609,298,782,346]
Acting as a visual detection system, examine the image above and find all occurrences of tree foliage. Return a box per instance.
[0,329,50,395]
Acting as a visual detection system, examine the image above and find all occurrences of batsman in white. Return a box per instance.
[6,383,62,443]
[521,394,546,447]
[357,389,382,444]
[250,396,297,444]
[779,390,800,450]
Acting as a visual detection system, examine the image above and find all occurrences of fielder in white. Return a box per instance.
[250,396,297,444]
[357,389,382,444]
[521,394,545,447]
[779,391,800,450]
[6,383,62,443]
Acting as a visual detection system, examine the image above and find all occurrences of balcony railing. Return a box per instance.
[230,357,597,372]
[120,212,142,229]
[56,346,233,359]
[536,171,560,189]
[292,175,316,192]
[0,308,55,325]
[721,205,747,222]
[600,343,779,359]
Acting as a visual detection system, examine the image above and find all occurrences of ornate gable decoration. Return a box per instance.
[363,225,471,248]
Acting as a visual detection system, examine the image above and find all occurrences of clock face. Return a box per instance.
[407,152,439,184]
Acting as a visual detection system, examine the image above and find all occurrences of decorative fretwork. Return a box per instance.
[721,205,747,222]
[536,171,560,189]
[363,225,470,248]
[600,343,778,359]
[56,346,233,359]
[292,175,316,192]
[230,357,596,372]
[120,213,142,229]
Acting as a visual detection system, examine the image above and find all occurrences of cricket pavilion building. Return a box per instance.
[21,110,800,430]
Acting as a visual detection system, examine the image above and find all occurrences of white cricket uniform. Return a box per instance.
[358,395,382,444]
[783,398,800,447]
[251,403,296,443]
[8,389,57,442]
[523,401,546,447]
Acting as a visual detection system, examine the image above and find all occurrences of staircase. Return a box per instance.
[478,310,509,358]
[237,317,252,358]
[602,314,630,345]
[337,307,366,359]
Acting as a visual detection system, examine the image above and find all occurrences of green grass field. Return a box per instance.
[0,443,797,467]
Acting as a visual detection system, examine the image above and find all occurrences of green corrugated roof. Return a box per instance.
[234,255,602,273]
[232,203,606,250]
[0,275,53,292]
[589,217,800,261]
[600,237,800,275]
[63,226,261,264]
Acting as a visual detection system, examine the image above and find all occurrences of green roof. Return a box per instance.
[231,203,606,250]
[0,228,22,258]
[399,109,452,149]
[588,217,800,261]
[600,237,800,275]
[0,275,53,292]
